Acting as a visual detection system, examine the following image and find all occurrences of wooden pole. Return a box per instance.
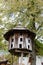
[27,53,32,65]
[20,53,23,65]
[27,54,30,65]
[29,54,32,65]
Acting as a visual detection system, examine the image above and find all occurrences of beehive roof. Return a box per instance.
[4,22,36,41]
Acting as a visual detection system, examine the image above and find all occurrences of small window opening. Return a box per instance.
[28,39,30,43]
[11,38,14,42]
[20,33,22,35]
[20,38,22,41]
[11,44,13,48]
[19,44,22,48]
[28,45,29,49]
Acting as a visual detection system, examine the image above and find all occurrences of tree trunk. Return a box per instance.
[31,40,36,65]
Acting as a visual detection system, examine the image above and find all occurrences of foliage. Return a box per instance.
[5,53,18,65]
[0,1,43,64]
[35,39,43,56]
[0,0,43,55]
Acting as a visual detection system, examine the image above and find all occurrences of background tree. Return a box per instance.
[0,0,43,65]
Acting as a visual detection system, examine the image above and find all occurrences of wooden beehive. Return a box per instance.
[4,23,36,56]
